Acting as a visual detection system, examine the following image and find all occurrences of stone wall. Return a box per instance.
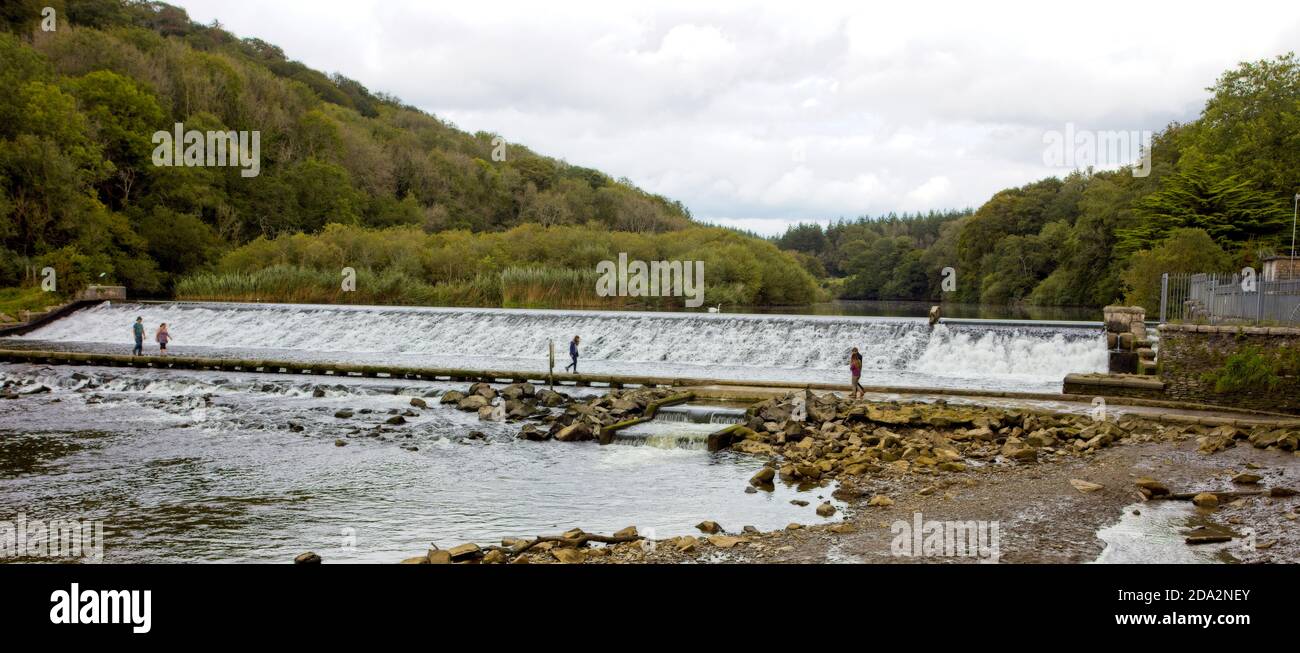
[1157,324,1300,414]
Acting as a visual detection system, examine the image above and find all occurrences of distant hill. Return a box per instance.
[0,0,697,296]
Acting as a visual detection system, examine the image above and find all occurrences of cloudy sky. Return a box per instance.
[172,0,1300,235]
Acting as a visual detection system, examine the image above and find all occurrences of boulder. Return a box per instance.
[749,466,776,487]
[1135,478,1169,497]
[517,424,548,441]
[613,526,638,539]
[1192,492,1219,508]
[409,397,428,409]
[447,543,482,561]
[293,551,321,564]
[816,502,836,517]
[334,409,354,419]
[707,535,747,549]
[1231,472,1262,484]
[469,382,497,400]
[427,549,452,564]
[482,549,507,564]
[695,520,723,534]
[554,422,593,442]
[551,548,585,564]
[385,415,406,425]
[867,495,894,507]
[440,390,466,404]
[457,395,489,411]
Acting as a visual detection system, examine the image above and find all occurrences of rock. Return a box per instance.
[1269,487,1298,498]
[1001,437,1037,462]
[696,520,723,534]
[482,549,507,564]
[440,390,466,404]
[427,549,452,564]
[294,551,321,564]
[613,526,638,539]
[554,421,593,442]
[517,424,548,441]
[786,523,803,530]
[749,467,776,487]
[385,415,406,425]
[409,397,428,408]
[334,439,347,447]
[938,462,967,472]
[447,543,482,561]
[334,409,354,419]
[829,523,857,534]
[1192,492,1219,508]
[867,495,894,507]
[1185,535,1232,545]
[707,535,746,549]
[400,556,429,564]
[1231,472,1262,484]
[675,536,698,552]
[1070,479,1104,493]
[551,548,585,564]
[816,502,836,517]
[457,395,489,411]
[1135,478,1169,497]
[790,499,809,507]
[469,382,497,400]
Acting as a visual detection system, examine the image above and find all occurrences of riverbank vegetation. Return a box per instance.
[175,223,822,308]
[776,53,1299,310]
[4,1,786,308]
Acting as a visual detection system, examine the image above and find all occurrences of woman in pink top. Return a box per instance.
[156,323,171,355]
[849,347,864,399]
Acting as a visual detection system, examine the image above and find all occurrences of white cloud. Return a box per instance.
[171,0,1300,234]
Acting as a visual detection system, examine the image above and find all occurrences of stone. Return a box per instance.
[1192,492,1219,508]
[707,535,747,549]
[1070,479,1104,493]
[675,536,698,552]
[829,523,857,534]
[427,549,452,564]
[554,421,593,442]
[867,495,894,507]
[749,467,776,486]
[552,548,586,564]
[457,395,489,411]
[440,390,465,404]
[482,549,508,564]
[334,439,347,447]
[613,526,638,539]
[334,409,354,419]
[695,520,722,534]
[1135,478,1169,497]
[785,523,803,530]
[409,397,428,408]
[400,556,429,564]
[447,543,482,561]
[816,502,836,517]
[294,551,321,564]
[1231,472,1262,484]
[385,415,406,425]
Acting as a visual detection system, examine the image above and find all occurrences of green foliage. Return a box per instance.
[1120,228,1231,312]
[179,223,823,308]
[1200,343,1300,394]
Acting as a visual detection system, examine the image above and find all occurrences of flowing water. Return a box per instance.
[0,302,1106,563]
[6,302,1107,393]
[0,364,840,563]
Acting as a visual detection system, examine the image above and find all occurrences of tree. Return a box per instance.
[1121,228,1231,312]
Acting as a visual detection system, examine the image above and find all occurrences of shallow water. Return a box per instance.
[1093,502,1240,564]
[0,364,840,563]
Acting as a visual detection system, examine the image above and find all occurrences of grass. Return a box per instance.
[0,286,66,320]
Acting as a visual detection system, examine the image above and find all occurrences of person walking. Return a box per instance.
[849,347,865,399]
[132,317,144,356]
[155,323,171,355]
[564,335,580,373]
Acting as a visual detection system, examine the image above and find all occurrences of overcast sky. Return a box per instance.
[171,0,1300,235]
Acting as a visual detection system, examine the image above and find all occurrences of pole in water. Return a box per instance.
[547,339,555,389]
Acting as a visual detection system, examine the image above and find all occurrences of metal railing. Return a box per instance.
[1160,272,1300,324]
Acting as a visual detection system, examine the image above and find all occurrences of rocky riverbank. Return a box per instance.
[387,387,1299,565]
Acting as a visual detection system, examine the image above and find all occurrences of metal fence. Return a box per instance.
[1160,272,1300,324]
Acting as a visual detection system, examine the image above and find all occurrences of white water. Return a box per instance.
[10,302,1107,392]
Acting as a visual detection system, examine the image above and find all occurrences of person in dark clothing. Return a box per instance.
[132,317,144,356]
[564,335,580,373]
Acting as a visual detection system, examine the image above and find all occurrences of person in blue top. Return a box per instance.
[132,317,144,356]
[564,335,580,373]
